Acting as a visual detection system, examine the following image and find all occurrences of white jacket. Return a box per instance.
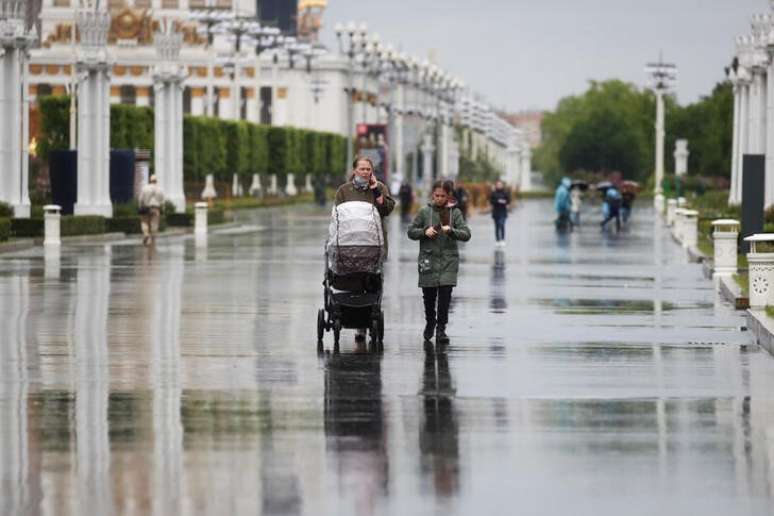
[138,183,165,209]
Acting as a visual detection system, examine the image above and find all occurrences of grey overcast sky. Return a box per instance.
[321,0,763,112]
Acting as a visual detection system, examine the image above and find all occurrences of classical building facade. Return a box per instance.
[27,0,532,191]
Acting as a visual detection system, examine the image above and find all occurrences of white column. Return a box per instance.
[521,145,532,192]
[0,5,35,218]
[750,71,761,153]
[729,80,741,205]
[74,8,112,217]
[421,132,435,194]
[654,89,665,208]
[766,57,774,208]
[737,78,750,203]
[154,29,187,213]
[394,84,405,181]
[439,120,449,179]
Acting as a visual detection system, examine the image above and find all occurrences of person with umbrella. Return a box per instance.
[621,180,639,224]
[599,182,623,232]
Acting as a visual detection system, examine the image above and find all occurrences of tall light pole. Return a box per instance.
[645,55,677,213]
[335,21,367,176]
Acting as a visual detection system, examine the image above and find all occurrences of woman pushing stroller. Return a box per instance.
[407,181,472,346]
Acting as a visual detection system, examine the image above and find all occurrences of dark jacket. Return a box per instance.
[335,180,395,254]
[490,189,510,219]
[407,204,472,288]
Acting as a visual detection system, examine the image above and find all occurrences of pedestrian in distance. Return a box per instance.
[554,177,572,232]
[335,156,395,343]
[138,174,165,246]
[489,180,510,247]
[454,183,470,220]
[407,180,472,347]
[621,189,635,224]
[570,185,583,227]
[600,186,623,232]
[399,180,414,222]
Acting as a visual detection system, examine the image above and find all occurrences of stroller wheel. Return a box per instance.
[317,308,325,343]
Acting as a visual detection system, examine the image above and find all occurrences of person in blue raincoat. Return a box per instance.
[600,186,623,231]
[554,177,572,230]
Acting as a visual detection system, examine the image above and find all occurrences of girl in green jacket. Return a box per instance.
[407,181,472,345]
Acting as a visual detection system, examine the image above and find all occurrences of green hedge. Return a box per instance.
[39,96,348,190]
[11,218,43,238]
[107,216,142,234]
[38,96,155,161]
[166,212,193,227]
[61,216,106,236]
[0,201,13,218]
[0,218,10,242]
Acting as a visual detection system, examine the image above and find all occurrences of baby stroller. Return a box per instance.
[317,201,385,352]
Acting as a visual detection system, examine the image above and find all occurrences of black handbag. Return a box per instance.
[137,206,150,215]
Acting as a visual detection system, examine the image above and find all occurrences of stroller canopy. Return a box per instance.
[327,201,384,275]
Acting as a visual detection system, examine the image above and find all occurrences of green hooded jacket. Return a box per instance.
[407,204,472,288]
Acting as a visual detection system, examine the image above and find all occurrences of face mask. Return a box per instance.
[353,175,369,191]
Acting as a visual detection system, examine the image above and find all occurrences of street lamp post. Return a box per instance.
[191,0,233,117]
[335,21,368,176]
[645,56,677,214]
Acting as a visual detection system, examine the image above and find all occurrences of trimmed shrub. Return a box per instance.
[61,215,105,236]
[0,201,14,218]
[107,216,142,234]
[11,218,43,238]
[0,218,10,242]
[166,212,193,227]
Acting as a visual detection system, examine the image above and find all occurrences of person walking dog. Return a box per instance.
[407,180,471,347]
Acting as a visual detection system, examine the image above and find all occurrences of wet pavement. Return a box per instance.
[2,199,774,515]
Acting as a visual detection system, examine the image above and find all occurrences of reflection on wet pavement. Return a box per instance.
[1,200,774,515]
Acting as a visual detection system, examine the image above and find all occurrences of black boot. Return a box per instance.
[423,321,436,341]
[436,325,449,345]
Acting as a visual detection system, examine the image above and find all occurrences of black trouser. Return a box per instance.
[422,286,453,328]
[493,217,506,241]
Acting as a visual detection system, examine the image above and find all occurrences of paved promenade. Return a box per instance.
[1,199,773,515]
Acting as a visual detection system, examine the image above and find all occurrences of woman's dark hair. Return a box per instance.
[432,180,453,195]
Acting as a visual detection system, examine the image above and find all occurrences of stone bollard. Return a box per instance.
[43,204,62,246]
[285,173,298,196]
[232,173,243,197]
[654,193,665,215]
[249,174,262,197]
[201,174,217,202]
[712,219,739,276]
[681,209,699,249]
[195,201,208,235]
[744,233,774,308]
[267,174,278,196]
[673,208,686,241]
[666,199,677,226]
[677,197,687,209]
[304,174,313,193]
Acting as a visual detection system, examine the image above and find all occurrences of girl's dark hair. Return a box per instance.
[432,180,453,195]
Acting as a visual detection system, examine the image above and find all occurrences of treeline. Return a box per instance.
[37,96,348,183]
[534,80,733,187]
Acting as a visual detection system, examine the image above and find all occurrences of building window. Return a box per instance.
[161,0,178,8]
[240,87,248,120]
[183,87,191,115]
[120,85,136,105]
[135,0,151,6]
[53,0,70,6]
